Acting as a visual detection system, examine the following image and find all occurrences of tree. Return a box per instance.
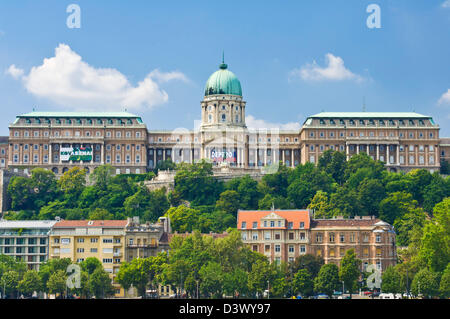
[411,268,439,298]
[79,257,103,275]
[247,259,272,298]
[223,268,248,298]
[17,270,41,297]
[174,160,223,206]
[88,208,114,220]
[379,191,418,225]
[418,198,450,272]
[165,205,201,232]
[38,258,72,293]
[258,193,290,210]
[318,150,347,185]
[0,270,20,298]
[394,206,427,247]
[439,263,450,298]
[46,270,67,298]
[357,178,386,216]
[339,249,361,298]
[7,176,33,210]
[58,167,87,202]
[215,190,240,217]
[89,268,115,298]
[90,165,114,191]
[116,258,151,298]
[199,262,224,298]
[314,264,340,298]
[381,266,402,294]
[289,254,324,279]
[292,269,314,297]
[307,191,334,219]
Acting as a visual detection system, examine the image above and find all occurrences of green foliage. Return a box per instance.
[381,266,402,294]
[18,270,41,296]
[411,268,440,298]
[174,160,223,206]
[289,254,324,278]
[314,263,340,298]
[439,264,450,298]
[292,269,314,297]
[339,249,361,296]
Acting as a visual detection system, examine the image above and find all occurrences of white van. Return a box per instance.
[379,293,395,299]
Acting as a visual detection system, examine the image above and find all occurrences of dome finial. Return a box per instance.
[219,50,227,69]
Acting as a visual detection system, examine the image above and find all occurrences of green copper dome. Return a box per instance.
[204,62,242,96]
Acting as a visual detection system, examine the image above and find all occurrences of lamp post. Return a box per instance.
[267,280,270,299]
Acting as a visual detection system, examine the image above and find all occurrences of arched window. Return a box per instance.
[221,114,226,122]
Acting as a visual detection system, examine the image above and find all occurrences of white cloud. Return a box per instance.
[438,89,450,105]
[9,43,188,111]
[245,115,301,131]
[442,1,450,8]
[149,69,189,83]
[5,64,24,79]
[290,53,364,82]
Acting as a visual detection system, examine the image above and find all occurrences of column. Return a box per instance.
[254,149,258,167]
[263,148,267,166]
[281,150,285,165]
[376,144,379,161]
[386,144,390,165]
[291,149,294,167]
[396,145,400,165]
[346,144,349,160]
[59,144,62,164]
[163,148,166,162]
[101,144,105,164]
[49,144,52,164]
[356,143,360,155]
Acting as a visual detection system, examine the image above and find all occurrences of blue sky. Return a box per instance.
[0,0,449,135]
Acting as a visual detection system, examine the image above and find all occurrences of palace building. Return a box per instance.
[2,59,448,176]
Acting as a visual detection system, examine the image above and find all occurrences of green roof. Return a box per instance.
[309,112,431,119]
[204,62,242,96]
[18,111,140,118]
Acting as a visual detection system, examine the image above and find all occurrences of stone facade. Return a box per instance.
[237,209,397,272]
[1,62,448,176]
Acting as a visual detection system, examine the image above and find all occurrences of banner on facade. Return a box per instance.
[60,147,93,161]
[210,150,236,163]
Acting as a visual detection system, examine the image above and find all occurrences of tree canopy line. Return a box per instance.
[1,150,449,298]
[5,151,450,248]
[0,255,115,299]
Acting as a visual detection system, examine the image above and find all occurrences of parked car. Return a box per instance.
[316,294,329,299]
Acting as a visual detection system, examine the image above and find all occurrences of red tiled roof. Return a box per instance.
[53,220,129,228]
[237,210,311,230]
[310,218,382,228]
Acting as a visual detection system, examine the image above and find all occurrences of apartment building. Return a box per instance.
[237,209,311,265]
[125,216,171,262]
[49,220,128,297]
[0,220,57,270]
[237,209,397,272]
[309,216,397,272]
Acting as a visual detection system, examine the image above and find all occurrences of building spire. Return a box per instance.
[219,51,227,69]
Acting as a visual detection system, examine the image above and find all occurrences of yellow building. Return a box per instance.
[49,219,128,297]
